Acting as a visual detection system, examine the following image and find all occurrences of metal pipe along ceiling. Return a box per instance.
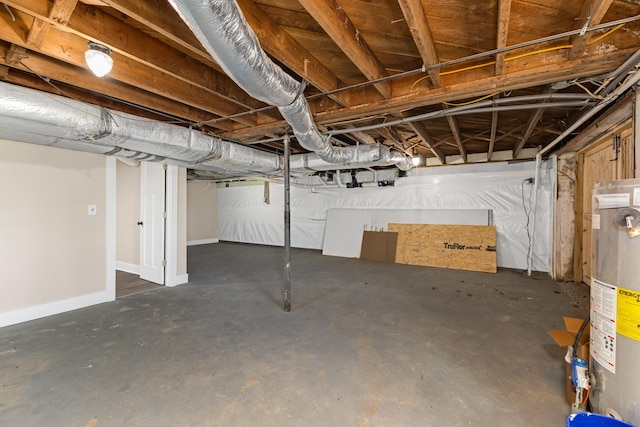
[166,0,412,171]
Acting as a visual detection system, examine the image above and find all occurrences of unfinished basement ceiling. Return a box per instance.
[0,0,639,168]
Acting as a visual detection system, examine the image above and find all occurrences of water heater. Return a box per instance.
[590,178,640,424]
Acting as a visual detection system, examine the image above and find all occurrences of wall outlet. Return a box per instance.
[88,205,97,216]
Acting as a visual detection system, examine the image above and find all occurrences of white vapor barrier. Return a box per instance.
[216,160,555,271]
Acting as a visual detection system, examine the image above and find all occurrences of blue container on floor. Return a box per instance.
[567,413,635,427]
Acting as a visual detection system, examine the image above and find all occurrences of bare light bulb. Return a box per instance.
[85,42,113,77]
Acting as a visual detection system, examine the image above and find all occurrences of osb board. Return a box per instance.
[359,231,398,263]
[388,223,497,273]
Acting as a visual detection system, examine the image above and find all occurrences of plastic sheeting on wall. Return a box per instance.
[217,160,554,271]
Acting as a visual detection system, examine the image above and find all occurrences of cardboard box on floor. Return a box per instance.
[548,317,590,404]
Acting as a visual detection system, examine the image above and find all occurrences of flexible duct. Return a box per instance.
[167,0,411,169]
[0,81,410,179]
[0,81,281,177]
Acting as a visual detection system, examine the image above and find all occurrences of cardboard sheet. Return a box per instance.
[359,231,398,263]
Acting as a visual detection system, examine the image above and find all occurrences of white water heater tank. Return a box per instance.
[590,178,640,424]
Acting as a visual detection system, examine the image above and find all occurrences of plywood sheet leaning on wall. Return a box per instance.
[388,224,497,273]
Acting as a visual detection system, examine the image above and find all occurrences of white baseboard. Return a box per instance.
[166,273,188,287]
[0,290,113,328]
[116,261,140,274]
[187,238,219,246]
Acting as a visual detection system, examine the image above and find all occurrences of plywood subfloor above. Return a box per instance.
[389,223,497,273]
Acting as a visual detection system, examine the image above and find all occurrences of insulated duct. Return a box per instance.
[0,81,410,179]
[167,0,412,170]
[290,144,412,173]
[0,81,281,178]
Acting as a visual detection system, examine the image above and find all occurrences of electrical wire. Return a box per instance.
[521,178,535,271]
[18,60,202,127]
[572,317,590,358]
[412,45,573,89]
[3,4,16,21]
[188,15,640,126]
[410,21,625,90]
[506,44,573,61]
[582,386,590,407]
[557,169,575,183]
[571,80,606,99]
[587,23,624,45]
[444,92,501,107]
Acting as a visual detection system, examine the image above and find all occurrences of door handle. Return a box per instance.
[137,221,143,226]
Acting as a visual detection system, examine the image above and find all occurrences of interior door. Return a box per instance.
[139,162,166,284]
[579,124,633,285]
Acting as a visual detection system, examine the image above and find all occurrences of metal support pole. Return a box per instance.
[283,134,292,312]
[527,152,542,276]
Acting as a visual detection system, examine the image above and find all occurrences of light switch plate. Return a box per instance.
[88,205,97,216]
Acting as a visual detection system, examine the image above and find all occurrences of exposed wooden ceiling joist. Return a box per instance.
[397,0,441,87]
[0,0,637,167]
[495,0,512,75]
[297,0,391,98]
[569,0,615,58]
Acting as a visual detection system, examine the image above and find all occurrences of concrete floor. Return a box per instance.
[0,242,589,426]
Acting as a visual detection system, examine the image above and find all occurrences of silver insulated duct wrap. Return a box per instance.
[289,144,412,173]
[167,0,297,106]
[0,82,281,177]
[167,0,409,167]
[278,94,353,163]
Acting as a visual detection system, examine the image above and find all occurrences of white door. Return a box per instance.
[139,162,166,284]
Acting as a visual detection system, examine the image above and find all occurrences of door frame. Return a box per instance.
[574,121,633,283]
[165,165,188,287]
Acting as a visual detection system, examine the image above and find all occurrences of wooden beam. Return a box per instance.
[397,0,440,87]
[220,48,632,141]
[409,121,446,163]
[388,126,412,154]
[445,114,467,162]
[99,0,213,65]
[19,0,79,50]
[495,0,512,75]
[0,10,257,126]
[488,110,498,160]
[236,0,350,107]
[513,85,554,157]
[27,0,78,48]
[0,44,236,132]
[298,0,392,98]
[0,67,200,124]
[5,0,79,87]
[4,45,27,65]
[4,0,273,119]
[569,0,614,59]
[0,64,10,79]
[376,128,407,153]
[513,107,546,158]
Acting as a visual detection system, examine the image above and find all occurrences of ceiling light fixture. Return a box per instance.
[84,41,113,77]
[412,154,421,166]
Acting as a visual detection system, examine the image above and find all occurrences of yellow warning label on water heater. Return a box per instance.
[617,287,640,341]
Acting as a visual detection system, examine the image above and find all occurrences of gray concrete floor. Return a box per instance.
[0,242,589,426]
